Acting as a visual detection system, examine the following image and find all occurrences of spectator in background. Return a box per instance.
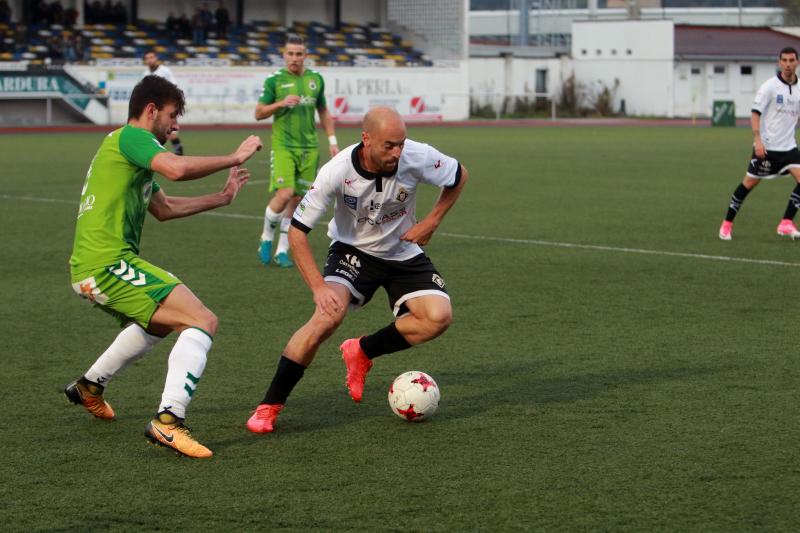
[0,30,8,53]
[64,32,77,62]
[14,23,27,55]
[112,0,126,24]
[191,8,203,45]
[47,33,64,61]
[199,3,212,41]
[51,0,64,25]
[166,12,178,38]
[0,0,11,24]
[65,6,78,28]
[177,13,191,40]
[214,1,230,40]
[75,32,89,61]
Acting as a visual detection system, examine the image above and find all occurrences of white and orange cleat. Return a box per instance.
[64,380,116,420]
[777,219,800,239]
[719,220,733,241]
[340,337,373,403]
[246,403,283,433]
[144,418,213,458]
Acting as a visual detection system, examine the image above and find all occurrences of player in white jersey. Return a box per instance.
[143,50,185,155]
[719,47,800,240]
[246,107,468,433]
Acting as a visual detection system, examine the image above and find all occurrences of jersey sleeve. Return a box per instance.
[752,80,772,115]
[316,75,327,109]
[291,161,337,232]
[258,75,276,105]
[119,126,168,169]
[417,143,461,188]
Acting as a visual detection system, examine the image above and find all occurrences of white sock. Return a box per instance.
[276,216,291,255]
[158,328,212,420]
[84,323,162,385]
[260,206,282,241]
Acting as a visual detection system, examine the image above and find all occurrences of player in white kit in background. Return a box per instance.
[246,106,468,433]
[719,46,800,240]
[143,50,185,155]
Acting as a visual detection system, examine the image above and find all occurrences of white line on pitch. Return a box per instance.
[4,193,800,268]
[437,232,800,268]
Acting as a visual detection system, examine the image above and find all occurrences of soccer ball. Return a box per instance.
[387,371,440,422]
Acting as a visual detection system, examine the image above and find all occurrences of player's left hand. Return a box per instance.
[221,166,250,204]
[400,219,438,246]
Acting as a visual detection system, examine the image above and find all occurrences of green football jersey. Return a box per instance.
[69,125,167,277]
[258,68,327,150]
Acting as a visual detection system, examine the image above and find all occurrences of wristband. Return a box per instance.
[328,135,338,146]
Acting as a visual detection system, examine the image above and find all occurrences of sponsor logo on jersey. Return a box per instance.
[344,178,353,188]
[357,207,407,225]
[298,201,307,213]
[281,83,295,88]
[434,160,442,169]
[77,194,96,219]
[344,194,358,209]
[432,274,445,289]
[778,94,784,104]
[369,200,382,211]
[299,95,317,106]
[396,188,408,202]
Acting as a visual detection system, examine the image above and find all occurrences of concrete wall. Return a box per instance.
[470,7,784,37]
[673,60,779,119]
[571,19,674,116]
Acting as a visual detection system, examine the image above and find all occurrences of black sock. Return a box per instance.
[783,184,800,220]
[262,356,306,404]
[725,183,753,222]
[360,322,412,360]
[171,138,184,156]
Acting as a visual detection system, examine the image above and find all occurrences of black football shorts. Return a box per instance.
[323,241,449,316]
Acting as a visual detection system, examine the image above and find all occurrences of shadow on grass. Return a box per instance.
[207,360,739,452]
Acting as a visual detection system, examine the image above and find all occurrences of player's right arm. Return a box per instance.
[150,135,262,180]
[288,163,343,316]
[751,112,765,159]
[254,74,300,120]
[148,166,250,221]
[751,80,771,159]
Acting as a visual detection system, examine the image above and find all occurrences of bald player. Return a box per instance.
[246,107,468,433]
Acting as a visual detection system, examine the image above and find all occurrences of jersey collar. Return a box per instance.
[352,143,396,192]
[777,73,798,86]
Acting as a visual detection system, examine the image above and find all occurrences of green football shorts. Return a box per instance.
[71,254,181,328]
[269,148,320,195]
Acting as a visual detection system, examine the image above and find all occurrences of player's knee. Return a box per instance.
[427,307,452,335]
[196,308,218,336]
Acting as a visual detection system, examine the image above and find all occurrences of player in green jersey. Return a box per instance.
[64,75,263,459]
[256,33,339,268]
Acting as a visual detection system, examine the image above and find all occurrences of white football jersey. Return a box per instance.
[752,74,800,151]
[143,64,177,85]
[292,139,461,261]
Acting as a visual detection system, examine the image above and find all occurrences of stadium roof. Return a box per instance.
[675,25,800,61]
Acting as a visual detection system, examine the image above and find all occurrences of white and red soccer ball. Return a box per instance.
[388,371,440,422]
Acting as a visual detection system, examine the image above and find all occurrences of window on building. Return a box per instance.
[713,65,729,92]
[740,65,755,91]
[535,69,548,95]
